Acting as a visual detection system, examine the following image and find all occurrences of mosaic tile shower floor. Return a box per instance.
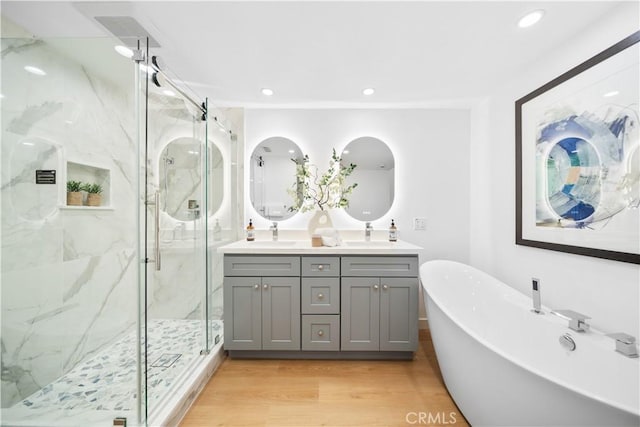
[15,319,222,413]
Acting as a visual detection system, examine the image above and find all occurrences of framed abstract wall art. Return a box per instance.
[516,31,640,264]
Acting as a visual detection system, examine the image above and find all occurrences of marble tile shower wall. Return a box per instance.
[0,38,138,408]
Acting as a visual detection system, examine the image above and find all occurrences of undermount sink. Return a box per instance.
[247,240,299,247]
[344,240,395,247]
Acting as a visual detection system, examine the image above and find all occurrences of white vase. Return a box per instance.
[307,209,333,236]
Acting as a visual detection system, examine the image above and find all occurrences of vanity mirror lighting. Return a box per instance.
[341,137,394,221]
[250,136,304,221]
[159,137,224,221]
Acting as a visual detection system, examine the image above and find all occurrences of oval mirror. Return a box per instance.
[341,137,395,221]
[160,138,224,220]
[250,137,304,220]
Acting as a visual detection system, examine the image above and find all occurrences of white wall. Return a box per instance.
[244,108,471,264]
[470,2,640,337]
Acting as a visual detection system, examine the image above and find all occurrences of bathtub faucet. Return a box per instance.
[552,309,590,332]
[606,333,639,358]
[531,278,543,314]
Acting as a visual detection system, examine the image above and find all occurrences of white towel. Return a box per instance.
[315,228,342,247]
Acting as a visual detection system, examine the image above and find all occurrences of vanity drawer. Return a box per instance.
[301,256,340,277]
[302,278,340,314]
[224,255,300,277]
[301,315,340,351]
[341,256,418,277]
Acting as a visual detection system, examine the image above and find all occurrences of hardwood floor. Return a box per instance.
[180,329,468,426]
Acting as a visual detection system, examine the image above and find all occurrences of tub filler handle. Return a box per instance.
[606,333,639,358]
[552,309,590,332]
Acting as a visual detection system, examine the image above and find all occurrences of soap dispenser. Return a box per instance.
[246,218,255,241]
[389,219,398,242]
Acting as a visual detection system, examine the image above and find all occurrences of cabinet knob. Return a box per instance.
[317,330,324,337]
[373,284,379,290]
[263,284,269,290]
[382,284,389,290]
[254,284,259,290]
[317,293,324,300]
[318,264,324,271]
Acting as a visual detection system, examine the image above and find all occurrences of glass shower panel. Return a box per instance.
[142,51,207,419]
[1,36,140,426]
[206,115,236,350]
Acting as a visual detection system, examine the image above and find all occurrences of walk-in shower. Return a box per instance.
[1,32,236,426]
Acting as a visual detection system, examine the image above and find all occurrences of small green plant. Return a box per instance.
[81,183,103,194]
[67,180,83,192]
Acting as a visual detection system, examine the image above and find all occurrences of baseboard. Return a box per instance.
[419,317,429,330]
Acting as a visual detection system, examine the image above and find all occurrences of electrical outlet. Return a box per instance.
[413,217,426,231]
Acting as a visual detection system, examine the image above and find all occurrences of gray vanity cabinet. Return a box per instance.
[341,256,419,352]
[223,256,300,351]
[223,253,419,358]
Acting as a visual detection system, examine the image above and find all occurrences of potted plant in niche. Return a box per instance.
[82,183,103,207]
[66,180,83,206]
[288,148,357,233]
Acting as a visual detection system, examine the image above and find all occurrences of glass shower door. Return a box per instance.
[139,46,208,422]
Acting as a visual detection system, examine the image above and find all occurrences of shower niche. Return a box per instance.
[62,161,112,209]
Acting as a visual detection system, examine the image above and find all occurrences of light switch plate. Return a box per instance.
[413,217,426,231]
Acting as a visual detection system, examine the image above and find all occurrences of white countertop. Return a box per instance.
[217,239,422,255]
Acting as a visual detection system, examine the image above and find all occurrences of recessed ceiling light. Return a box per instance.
[261,88,274,96]
[114,45,134,58]
[518,10,545,28]
[22,142,35,146]
[162,89,176,97]
[288,149,295,154]
[362,88,375,96]
[342,150,350,155]
[604,90,619,98]
[24,65,46,76]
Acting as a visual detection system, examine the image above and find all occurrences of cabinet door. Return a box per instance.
[262,277,301,350]
[380,278,418,351]
[341,277,380,351]
[223,277,262,350]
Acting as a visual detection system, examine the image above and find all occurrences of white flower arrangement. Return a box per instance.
[288,149,358,212]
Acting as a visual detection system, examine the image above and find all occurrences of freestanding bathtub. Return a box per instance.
[420,260,639,427]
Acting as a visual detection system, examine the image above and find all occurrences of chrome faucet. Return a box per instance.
[365,222,373,242]
[552,309,590,332]
[606,333,638,358]
[173,222,186,240]
[270,221,278,241]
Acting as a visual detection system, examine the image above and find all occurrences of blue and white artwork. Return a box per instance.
[518,31,640,262]
[535,106,639,229]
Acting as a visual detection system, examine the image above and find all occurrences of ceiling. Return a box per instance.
[1,1,630,108]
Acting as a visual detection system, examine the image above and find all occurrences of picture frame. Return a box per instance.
[516,31,640,265]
